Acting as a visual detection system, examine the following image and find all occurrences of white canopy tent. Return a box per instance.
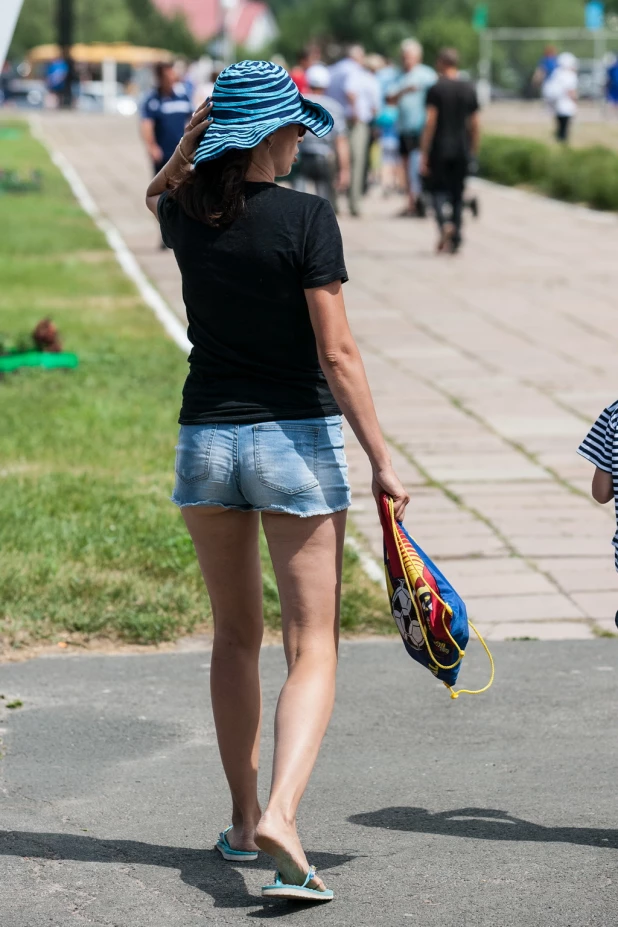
[1,0,25,72]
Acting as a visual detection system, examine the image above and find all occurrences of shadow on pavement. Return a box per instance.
[0,830,354,911]
[349,806,618,849]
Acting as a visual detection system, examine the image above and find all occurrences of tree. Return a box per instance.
[8,0,202,61]
[270,0,593,64]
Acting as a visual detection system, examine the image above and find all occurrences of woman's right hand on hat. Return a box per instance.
[180,98,214,160]
[372,466,409,522]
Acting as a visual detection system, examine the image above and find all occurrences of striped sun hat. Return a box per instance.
[193,60,334,165]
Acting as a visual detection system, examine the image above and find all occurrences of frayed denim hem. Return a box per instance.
[170,497,351,517]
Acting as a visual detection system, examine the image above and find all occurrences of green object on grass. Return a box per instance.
[0,352,78,373]
[0,128,22,140]
[0,169,43,194]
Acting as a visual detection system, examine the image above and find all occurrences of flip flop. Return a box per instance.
[261,866,334,902]
[215,826,258,861]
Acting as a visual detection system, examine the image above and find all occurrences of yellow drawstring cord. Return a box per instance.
[387,497,494,698]
[389,499,464,671]
[446,620,495,698]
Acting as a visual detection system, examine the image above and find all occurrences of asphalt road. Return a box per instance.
[1,640,617,926]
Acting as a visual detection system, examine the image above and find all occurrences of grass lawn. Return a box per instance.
[0,122,390,654]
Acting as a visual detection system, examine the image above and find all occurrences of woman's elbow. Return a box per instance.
[320,342,357,371]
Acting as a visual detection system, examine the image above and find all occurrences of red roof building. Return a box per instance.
[153,0,277,51]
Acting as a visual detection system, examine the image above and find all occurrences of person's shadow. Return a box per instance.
[0,830,354,916]
[349,806,618,849]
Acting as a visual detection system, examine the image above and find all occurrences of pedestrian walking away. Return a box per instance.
[289,45,320,94]
[542,52,578,143]
[329,46,379,216]
[420,47,480,254]
[145,60,409,903]
[606,54,618,111]
[388,38,437,217]
[532,43,559,90]
[292,63,350,210]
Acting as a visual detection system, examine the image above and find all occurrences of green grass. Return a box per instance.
[0,122,391,652]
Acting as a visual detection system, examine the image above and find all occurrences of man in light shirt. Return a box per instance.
[328,44,365,115]
[337,53,379,216]
[389,38,437,217]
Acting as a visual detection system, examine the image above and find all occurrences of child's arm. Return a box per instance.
[592,466,614,504]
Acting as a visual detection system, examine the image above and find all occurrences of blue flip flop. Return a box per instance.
[261,866,334,902]
[215,825,258,861]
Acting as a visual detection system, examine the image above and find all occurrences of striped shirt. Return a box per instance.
[577,399,618,570]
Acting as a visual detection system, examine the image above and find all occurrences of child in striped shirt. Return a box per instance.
[577,400,618,579]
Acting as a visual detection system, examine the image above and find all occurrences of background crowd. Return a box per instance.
[135,39,480,253]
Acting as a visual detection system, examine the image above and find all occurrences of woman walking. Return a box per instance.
[146,60,409,902]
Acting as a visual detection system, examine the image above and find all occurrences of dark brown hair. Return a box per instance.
[168,148,253,227]
[153,61,174,87]
[437,47,459,69]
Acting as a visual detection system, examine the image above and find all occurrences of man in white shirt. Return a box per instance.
[335,53,379,216]
[543,52,578,143]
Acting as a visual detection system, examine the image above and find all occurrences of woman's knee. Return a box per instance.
[284,628,339,671]
[212,608,263,654]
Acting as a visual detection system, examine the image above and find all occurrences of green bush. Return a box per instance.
[479,135,551,187]
[479,135,618,211]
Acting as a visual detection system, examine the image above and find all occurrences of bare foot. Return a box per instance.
[255,813,327,892]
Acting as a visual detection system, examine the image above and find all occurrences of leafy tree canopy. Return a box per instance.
[9,0,202,61]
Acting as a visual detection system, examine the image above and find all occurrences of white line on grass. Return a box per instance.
[31,118,387,588]
[344,536,386,589]
[30,117,191,354]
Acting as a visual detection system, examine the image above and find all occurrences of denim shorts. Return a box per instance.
[172,415,351,517]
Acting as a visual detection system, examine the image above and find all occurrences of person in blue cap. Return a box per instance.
[145,61,409,903]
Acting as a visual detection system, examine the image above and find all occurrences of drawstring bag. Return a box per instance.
[379,494,494,699]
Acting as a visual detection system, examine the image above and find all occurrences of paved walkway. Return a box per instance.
[2,642,617,926]
[36,113,618,640]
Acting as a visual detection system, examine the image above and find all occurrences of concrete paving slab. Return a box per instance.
[537,558,618,594]
[571,591,618,621]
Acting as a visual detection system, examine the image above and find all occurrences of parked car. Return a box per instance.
[76,81,138,116]
[1,77,46,109]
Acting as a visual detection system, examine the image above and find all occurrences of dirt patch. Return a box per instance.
[0,626,395,663]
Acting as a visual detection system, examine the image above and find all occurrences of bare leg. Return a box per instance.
[182,507,264,851]
[255,510,347,890]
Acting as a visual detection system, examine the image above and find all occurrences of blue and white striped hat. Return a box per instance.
[194,60,334,165]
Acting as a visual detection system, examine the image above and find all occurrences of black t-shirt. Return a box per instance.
[426,77,479,163]
[158,183,348,424]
